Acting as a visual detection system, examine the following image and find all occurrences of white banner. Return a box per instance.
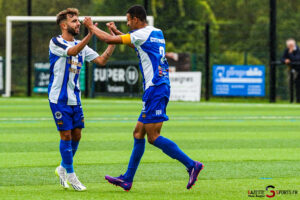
[0,56,3,91]
[169,72,202,101]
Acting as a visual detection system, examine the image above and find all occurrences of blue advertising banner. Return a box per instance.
[213,65,265,97]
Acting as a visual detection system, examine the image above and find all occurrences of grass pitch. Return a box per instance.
[0,98,300,200]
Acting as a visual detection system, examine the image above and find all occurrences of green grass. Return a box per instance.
[0,98,300,200]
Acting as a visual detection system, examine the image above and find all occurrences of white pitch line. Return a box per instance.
[1,98,300,108]
[1,116,300,121]
[197,102,300,108]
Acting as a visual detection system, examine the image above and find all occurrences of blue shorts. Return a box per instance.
[49,102,85,131]
[138,84,170,124]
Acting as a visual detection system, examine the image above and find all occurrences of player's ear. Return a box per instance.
[60,21,67,30]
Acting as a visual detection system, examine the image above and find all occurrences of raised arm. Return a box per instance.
[91,46,115,66]
[67,31,93,56]
[106,22,124,35]
[83,17,135,49]
[106,22,135,48]
[92,28,116,66]
[83,17,122,44]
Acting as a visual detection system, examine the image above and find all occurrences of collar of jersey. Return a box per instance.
[129,25,150,34]
[58,35,77,44]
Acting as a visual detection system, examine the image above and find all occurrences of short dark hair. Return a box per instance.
[127,5,147,22]
[56,8,79,25]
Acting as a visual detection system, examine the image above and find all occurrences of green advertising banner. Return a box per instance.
[34,62,86,93]
[34,63,50,93]
[80,61,85,91]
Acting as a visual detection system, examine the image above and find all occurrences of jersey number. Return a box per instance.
[159,46,165,63]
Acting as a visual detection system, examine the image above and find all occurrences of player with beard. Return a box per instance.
[49,8,115,191]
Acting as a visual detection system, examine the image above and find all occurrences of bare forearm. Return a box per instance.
[100,45,115,64]
[67,33,92,56]
[110,27,134,48]
[91,25,109,41]
[111,27,124,35]
[93,45,115,66]
[90,25,122,44]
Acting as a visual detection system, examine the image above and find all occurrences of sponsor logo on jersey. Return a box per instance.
[67,58,82,67]
[159,66,163,76]
[69,67,81,74]
[57,120,63,125]
[150,37,165,44]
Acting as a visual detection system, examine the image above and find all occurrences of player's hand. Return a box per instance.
[108,28,116,48]
[83,17,94,29]
[87,23,97,36]
[106,22,117,30]
[108,27,115,36]
[285,59,291,64]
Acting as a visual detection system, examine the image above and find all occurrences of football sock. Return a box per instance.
[71,140,79,157]
[153,136,194,170]
[123,138,145,182]
[60,139,74,173]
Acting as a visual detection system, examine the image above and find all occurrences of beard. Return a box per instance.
[67,25,79,36]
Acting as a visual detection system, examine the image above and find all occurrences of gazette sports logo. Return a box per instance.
[248,185,298,198]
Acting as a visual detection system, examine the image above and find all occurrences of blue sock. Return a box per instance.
[60,139,74,173]
[71,140,79,157]
[123,138,145,182]
[153,136,194,169]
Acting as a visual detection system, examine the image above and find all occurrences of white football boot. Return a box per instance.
[67,173,87,191]
[55,166,69,189]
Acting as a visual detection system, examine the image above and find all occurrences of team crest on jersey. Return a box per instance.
[55,111,62,119]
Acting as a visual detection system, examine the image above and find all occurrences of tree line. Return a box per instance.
[0,0,299,96]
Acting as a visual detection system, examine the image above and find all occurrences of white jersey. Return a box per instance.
[48,35,99,105]
[126,26,170,90]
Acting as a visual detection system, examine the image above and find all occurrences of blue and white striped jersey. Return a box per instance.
[48,35,99,105]
[126,26,170,91]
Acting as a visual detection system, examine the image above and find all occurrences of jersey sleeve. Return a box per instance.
[83,45,99,62]
[49,37,71,57]
[122,28,150,46]
[120,34,131,45]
